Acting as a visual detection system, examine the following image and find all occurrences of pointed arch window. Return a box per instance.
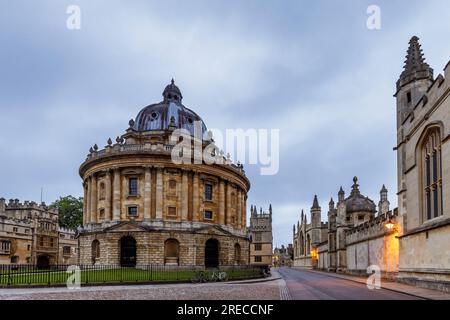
[422,128,443,221]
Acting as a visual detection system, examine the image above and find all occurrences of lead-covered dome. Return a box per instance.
[133,79,207,136]
[345,177,376,214]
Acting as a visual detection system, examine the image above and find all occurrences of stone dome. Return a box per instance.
[345,177,376,214]
[133,79,207,136]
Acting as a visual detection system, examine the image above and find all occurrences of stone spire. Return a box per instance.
[338,186,345,202]
[350,176,360,197]
[311,195,320,210]
[378,185,390,217]
[329,197,335,211]
[397,36,433,90]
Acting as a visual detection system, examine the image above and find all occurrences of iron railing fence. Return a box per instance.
[0,264,266,287]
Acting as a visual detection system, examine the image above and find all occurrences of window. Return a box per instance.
[231,192,236,206]
[39,237,44,247]
[169,180,177,190]
[422,128,443,221]
[407,91,412,103]
[13,227,18,232]
[231,216,235,224]
[99,182,106,200]
[63,246,71,255]
[204,210,213,220]
[26,257,31,264]
[99,208,105,220]
[128,206,138,216]
[10,256,18,264]
[167,207,177,217]
[129,178,139,196]
[27,245,31,251]
[255,233,262,242]
[50,238,54,248]
[204,184,213,201]
[0,240,11,253]
[60,234,65,239]
[255,243,262,251]
[254,256,262,262]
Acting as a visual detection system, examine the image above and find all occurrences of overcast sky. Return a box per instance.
[1,1,450,246]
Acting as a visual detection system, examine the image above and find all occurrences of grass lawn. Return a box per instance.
[0,267,262,286]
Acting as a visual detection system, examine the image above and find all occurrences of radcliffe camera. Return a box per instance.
[0,0,449,317]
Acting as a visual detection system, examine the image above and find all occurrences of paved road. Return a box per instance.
[278,267,420,300]
[0,280,283,300]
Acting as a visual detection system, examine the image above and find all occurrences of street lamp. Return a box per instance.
[385,218,396,231]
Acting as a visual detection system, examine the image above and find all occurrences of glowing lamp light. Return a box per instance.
[385,219,395,231]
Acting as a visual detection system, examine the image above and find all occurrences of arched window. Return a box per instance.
[234,243,241,264]
[164,239,180,265]
[299,232,304,256]
[91,240,100,264]
[422,128,443,221]
[99,182,105,200]
[306,234,311,256]
[169,179,177,190]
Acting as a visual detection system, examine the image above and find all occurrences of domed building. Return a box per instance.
[78,80,250,267]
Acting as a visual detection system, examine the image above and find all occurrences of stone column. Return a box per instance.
[83,181,89,225]
[112,168,121,221]
[192,171,199,221]
[225,182,231,225]
[181,170,189,221]
[144,166,152,220]
[236,189,242,229]
[90,174,98,223]
[242,195,247,228]
[105,170,112,221]
[155,167,163,220]
[219,180,225,225]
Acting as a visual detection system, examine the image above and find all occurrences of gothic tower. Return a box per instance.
[310,195,321,246]
[395,36,434,218]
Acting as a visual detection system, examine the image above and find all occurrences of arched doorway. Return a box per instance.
[37,255,50,269]
[234,243,241,265]
[91,240,100,264]
[164,239,180,265]
[120,236,136,267]
[205,238,219,268]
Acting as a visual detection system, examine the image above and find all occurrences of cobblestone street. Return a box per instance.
[0,279,284,300]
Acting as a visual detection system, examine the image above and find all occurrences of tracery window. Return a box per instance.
[422,128,443,221]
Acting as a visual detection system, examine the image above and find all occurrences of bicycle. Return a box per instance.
[210,271,228,282]
[190,270,207,283]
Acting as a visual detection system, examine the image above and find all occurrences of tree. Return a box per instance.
[50,196,83,230]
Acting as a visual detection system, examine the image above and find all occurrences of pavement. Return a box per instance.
[0,277,285,300]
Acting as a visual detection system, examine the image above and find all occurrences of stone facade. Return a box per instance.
[249,205,273,266]
[394,37,450,291]
[293,178,396,277]
[0,198,78,266]
[78,81,251,267]
[273,244,293,267]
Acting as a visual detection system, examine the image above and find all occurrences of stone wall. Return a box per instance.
[345,212,399,278]
[397,221,450,292]
[79,229,250,266]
